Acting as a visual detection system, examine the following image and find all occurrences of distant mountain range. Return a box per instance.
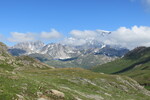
[9,41,80,59]
[8,31,129,68]
[8,40,129,68]
[0,42,53,71]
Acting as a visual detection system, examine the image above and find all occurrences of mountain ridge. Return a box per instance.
[0,42,54,71]
[8,40,129,68]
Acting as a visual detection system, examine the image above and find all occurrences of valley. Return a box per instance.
[0,42,150,100]
[1,0,150,99]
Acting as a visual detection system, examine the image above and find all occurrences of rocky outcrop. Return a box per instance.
[46,89,65,98]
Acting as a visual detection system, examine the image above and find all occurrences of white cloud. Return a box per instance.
[8,29,62,43]
[70,30,97,39]
[41,29,62,40]
[63,37,87,46]
[107,26,150,49]
[70,29,109,39]
[8,26,150,49]
[8,32,36,42]
[63,26,150,49]
[63,29,110,46]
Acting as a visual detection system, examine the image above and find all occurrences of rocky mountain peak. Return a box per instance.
[10,41,45,54]
[40,43,80,59]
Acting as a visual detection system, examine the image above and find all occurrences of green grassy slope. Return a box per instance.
[0,43,150,99]
[0,68,150,100]
[91,47,150,90]
[32,53,115,69]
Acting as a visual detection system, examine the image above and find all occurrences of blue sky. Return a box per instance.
[0,0,150,48]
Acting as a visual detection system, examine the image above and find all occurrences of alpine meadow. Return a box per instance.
[0,0,150,100]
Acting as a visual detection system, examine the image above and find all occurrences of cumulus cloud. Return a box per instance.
[70,29,110,39]
[70,30,98,39]
[8,32,36,42]
[8,26,150,49]
[63,26,150,49]
[41,29,62,40]
[63,29,110,46]
[63,37,87,46]
[107,26,150,49]
[8,29,62,43]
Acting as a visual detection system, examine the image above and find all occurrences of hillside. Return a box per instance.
[91,46,150,90]
[1,68,150,100]
[0,42,53,71]
[1,42,150,99]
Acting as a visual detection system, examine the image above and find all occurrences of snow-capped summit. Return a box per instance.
[9,42,81,59]
[8,32,128,60]
[10,41,45,54]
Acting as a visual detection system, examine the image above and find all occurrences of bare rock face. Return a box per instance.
[40,43,80,59]
[0,42,54,71]
[12,41,45,53]
[10,41,81,59]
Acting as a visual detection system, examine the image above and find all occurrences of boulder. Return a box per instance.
[46,89,65,98]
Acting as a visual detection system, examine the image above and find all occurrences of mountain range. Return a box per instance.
[0,42,150,100]
[8,40,129,68]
